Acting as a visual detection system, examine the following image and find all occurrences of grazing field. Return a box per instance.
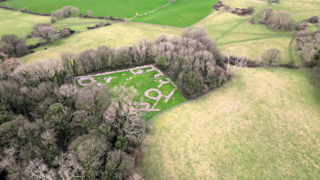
[52,17,112,32]
[0,8,111,42]
[129,0,218,27]
[75,65,186,120]
[0,0,167,20]
[141,68,320,179]
[0,8,50,38]
[20,23,183,63]
[193,0,320,64]
[0,0,218,27]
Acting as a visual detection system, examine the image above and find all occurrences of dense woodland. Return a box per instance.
[0,28,227,179]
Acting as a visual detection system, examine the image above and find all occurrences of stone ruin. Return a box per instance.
[74,65,178,112]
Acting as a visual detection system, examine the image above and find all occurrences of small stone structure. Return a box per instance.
[77,77,95,86]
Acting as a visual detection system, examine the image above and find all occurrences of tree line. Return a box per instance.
[62,27,229,98]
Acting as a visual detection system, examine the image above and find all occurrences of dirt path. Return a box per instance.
[122,21,186,30]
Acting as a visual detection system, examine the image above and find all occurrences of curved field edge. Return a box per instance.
[140,67,320,179]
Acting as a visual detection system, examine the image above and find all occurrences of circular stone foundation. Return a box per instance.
[78,77,95,86]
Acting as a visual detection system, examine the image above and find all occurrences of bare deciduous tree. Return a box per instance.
[25,158,56,180]
[262,49,282,65]
[54,153,84,180]
[225,52,248,78]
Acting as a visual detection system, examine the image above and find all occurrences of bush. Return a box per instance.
[21,7,28,12]
[51,6,80,22]
[309,15,319,24]
[88,10,93,17]
[60,29,71,37]
[287,60,296,68]
[247,7,254,14]
[259,8,294,30]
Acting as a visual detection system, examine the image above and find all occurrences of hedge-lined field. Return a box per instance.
[142,67,320,179]
[0,0,218,27]
[0,8,50,38]
[20,23,183,63]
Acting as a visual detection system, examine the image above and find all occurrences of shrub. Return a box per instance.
[287,60,296,68]
[21,7,28,12]
[88,10,93,17]
[60,29,71,37]
[247,7,254,14]
[309,15,319,24]
[51,6,80,22]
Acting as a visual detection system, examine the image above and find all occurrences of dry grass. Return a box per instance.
[141,68,320,179]
[20,23,183,63]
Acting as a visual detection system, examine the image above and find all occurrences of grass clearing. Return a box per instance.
[76,66,186,120]
[20,23,183,63]
[141,67,320,179]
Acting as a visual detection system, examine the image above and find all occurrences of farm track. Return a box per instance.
[218,35,292,45]
[215,19,248,41]
[122,21,186,30]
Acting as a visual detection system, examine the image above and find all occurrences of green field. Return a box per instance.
[0,0,218,27]
[75,66,186,120]
[0,8,112,43]
[192,0,320,65]
[0,8,50,38]
[20,23,182,63]
[141,67,320,179]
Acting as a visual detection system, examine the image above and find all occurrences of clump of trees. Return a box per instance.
[0,56,147,179]
[29,23,57,43]
[51,6,80,23]
[0,34,28,58]
[259,8,294,30]
[153,28,227,98]
[61,27,228,98]
[297,32,320,67]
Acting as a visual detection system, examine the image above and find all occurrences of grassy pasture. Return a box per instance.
[141,67,320,179]
[0,0,167,20]
[0,8,50,38]
[193,0,320,64]
[0,8,111,44]
[20,23,183,63]
[76,67,186,120]
[0,0,219,27]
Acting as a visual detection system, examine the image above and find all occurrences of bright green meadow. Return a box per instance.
[0,0,219,27]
